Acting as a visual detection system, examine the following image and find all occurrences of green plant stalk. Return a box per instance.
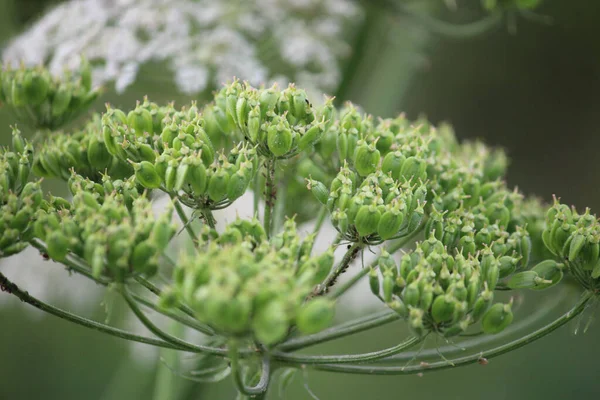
[253,173,261,218]
[229,341,271,397]
[32,239,214,335]
[277,309,399,352]
[313,242,363,297]
[332,221,425,299]
[120,285,241,356]
[310,291,594,375]
[201,209,217,229]
[377,287,569,364]
[0,271,187,351]
[170,195,200,247]
[263,159,276,238]
[273,336,421,365]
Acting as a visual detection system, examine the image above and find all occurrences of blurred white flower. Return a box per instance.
[3,0,360,95]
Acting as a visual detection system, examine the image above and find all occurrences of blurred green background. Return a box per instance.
[1,0,600,399]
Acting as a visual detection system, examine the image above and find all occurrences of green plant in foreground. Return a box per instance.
[1,58,597,399]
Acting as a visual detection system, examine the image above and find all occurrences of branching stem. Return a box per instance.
[263,159,276,238]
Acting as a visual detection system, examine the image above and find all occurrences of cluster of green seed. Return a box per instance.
[163,218,336,345]
[0,129,41,257]
[204,80,331,159]
[542,199,600,290]
[370,239,516,338]
[308,166,426,244]
[34,174,175,280]
[32,115,132,181]
[101,99,259,209]
[0,60,100,130]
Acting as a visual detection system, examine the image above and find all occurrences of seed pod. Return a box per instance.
[267,123,293,157]
[87,138,112,170]
[471,289,493,323]
[355,205,381,237]
[581,239,600,271]
[227,170,249,201]
[507,271,541,289]
[377,208,404,240]
[354,141,381,177]
[235,95,249,128]
[164,162,177,192]
[383,274,394,303]
[46,231,70,262]
[369,268,380,296]
[138,143,156,163]
[388,298,408,317]
[498,255,518,278]
[336,132,348,162]
[431,294,456,323]
[51,84,72,117]
[174,161,190,191]
[134,161,161,189]
[298,123,323,151]
[482,302,513,334]
[297,298,335,335]
[306,179,329,205]
[568,233,586,261]
[131,240,157,275]
[399,156,426,182]
[403,281,421,308]
[530,260,563,290]
[207,169,230,202]
[252,301,289,346]
[11,128,26,155]
[23,71,49,105]
[259,86,279,117]
[486,264,500,290]
[128,108,154,136]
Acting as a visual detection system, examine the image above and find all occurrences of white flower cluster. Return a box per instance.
[2,0,360,95]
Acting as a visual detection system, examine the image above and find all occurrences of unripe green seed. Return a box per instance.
[296,298,335,335]
[267,123,293,157]
[354,141,381,177]
[226,170,249,201]
[207,169,230,202]
[134,161,162,189]
[377,209,404,240]
[252,301,289,346]
[482,302,513,334]
[355,205,381,237]
[46,231,70,262]
[432,294,456,323]
[307,179,329,205]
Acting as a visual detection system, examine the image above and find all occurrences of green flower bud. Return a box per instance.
[482,302,513,334]
[297,298,335,335]
[355,205,381,237]
[134,161,161,189]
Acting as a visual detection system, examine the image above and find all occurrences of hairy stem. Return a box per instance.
[332,223,424,299]
[0,271,187,351]
[121,285,237,356]
[311,292,594,375]
[313,242,363,297]
[277,309,399,352]
[273,336,421,365]
[263,159,276,238]
[229,341,271,397]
